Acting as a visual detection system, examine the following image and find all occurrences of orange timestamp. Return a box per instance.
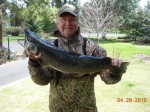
[117,98,148,103]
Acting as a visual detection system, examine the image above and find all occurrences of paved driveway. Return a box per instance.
[3,41,24,54]
[0,58,29,87]
[0,41,29,87]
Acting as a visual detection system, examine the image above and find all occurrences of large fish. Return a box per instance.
[24,29,129,74]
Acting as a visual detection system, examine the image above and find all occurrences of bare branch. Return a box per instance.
[80,0,123,39]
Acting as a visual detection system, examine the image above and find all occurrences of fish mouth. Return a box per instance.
[24,29,34,42]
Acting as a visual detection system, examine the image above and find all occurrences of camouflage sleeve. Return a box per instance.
[87,39,122,84]
[86,39,107,57]
[28,59,52,85]
[99,70,122,84]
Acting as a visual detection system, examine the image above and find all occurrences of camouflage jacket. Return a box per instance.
[28,31,122,112]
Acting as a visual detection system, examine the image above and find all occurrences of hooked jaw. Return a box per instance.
[24,29,40,56]
[24,29,35,42]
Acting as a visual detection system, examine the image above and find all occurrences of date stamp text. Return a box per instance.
[117,98,148,103]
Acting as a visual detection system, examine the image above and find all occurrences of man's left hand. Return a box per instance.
[111,58,122,67]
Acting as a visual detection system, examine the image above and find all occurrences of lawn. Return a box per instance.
[95,60,150,112]
[0,39,150,112]
[100,40,150,58]
[2,35,24,42]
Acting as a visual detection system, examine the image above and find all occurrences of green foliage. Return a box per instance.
[4,0,58,33]
[6,1,25,26]
[54,0,79,8]
[130,9,149,37]
[117,0,140,31]
[118,1,150,43]
[40,7,58,32]
[19,0,58,33]
[4,26,22,36]
[54,0,62,8]
[26,20,44,33]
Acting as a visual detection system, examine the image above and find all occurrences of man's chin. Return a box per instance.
[63,33,74,38]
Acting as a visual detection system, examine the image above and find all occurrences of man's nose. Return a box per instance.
[65,19,72,25]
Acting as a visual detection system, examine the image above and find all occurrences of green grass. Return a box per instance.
[99,40,150,58]
[95,60,150,112]
[2,35,24,42]
[0,79,50,112]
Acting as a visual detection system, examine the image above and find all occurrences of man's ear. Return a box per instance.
[56,21,59,25]
[56,18,60,25]
[56,22,59,26]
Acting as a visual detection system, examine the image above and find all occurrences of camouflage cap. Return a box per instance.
[58,4,78,17]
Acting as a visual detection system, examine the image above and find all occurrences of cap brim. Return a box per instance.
[59,11,78,17]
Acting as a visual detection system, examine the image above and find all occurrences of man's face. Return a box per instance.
[57,13,79,39]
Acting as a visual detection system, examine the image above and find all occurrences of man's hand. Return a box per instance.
[24,42,40,60]
[108,58,129,77]
[24,48,37,60]
[111,58,122,67]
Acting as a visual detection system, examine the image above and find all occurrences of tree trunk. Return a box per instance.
[96,32,100,44]
[0,8,2,46]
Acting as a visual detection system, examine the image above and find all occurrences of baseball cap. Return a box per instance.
[58,4,78,17]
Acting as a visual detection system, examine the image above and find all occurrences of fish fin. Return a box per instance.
[122,62,130,67]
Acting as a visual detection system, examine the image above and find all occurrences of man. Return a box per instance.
[26,4,123,112]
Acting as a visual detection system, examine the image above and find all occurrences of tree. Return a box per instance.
[52,0,79,8]
[54,0,79,7]
[118,0,142,34]
[0,6,2,46]
[0,0,4,46]
[54,0,62,7]
[22,0,58,32]
[132,0,150,42]
[118,0,150,43]
[80,0,139,41]
[9,2,20,26]
[7,0,57,33]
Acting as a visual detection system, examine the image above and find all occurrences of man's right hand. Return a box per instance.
[24,42,40,60]
[24,48,37,60]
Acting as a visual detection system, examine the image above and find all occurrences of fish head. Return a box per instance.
[26,41,38,55]
[24,29,34,42]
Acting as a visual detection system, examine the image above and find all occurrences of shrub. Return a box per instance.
[142,36,150,44]
[5,26,22,36]
[11,27,22,36]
